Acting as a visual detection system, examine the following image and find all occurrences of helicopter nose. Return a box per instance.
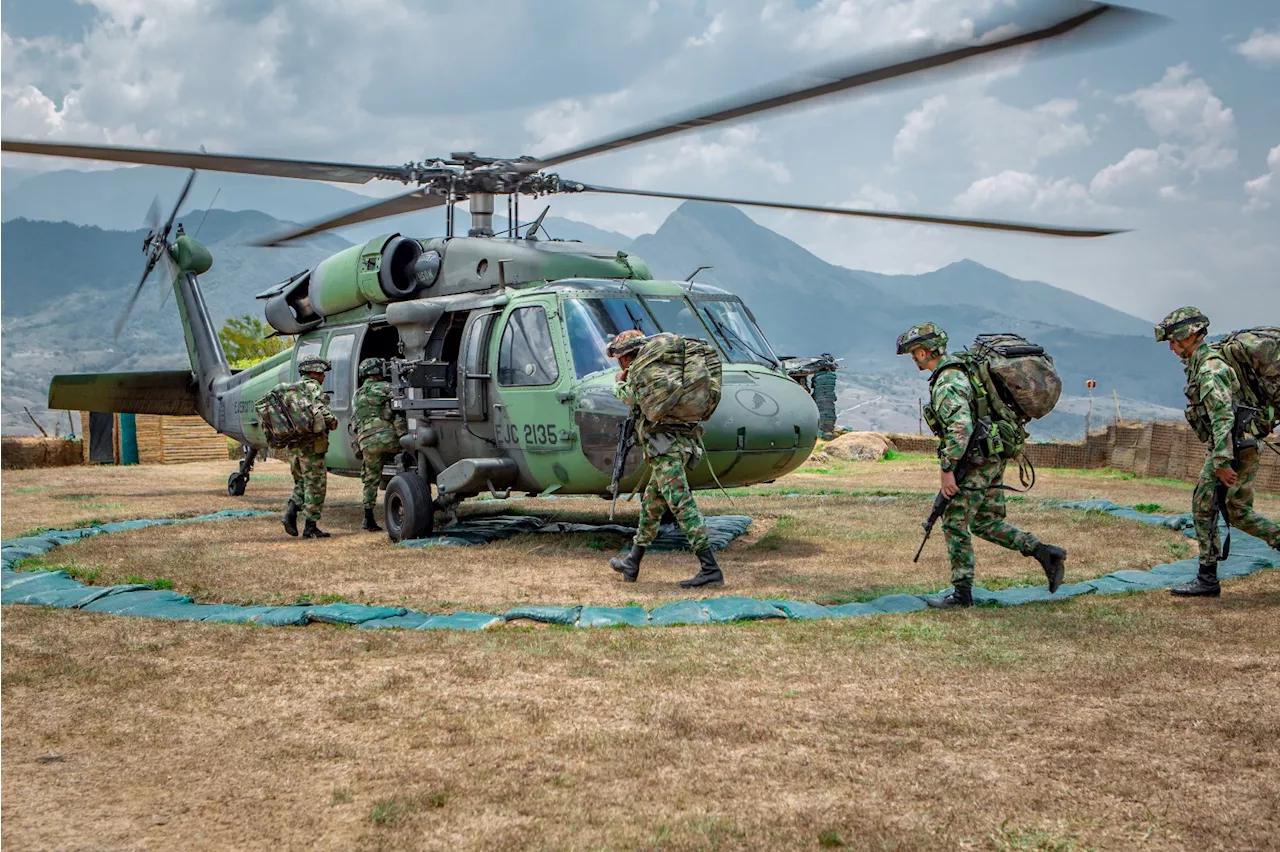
[695,369,819,484]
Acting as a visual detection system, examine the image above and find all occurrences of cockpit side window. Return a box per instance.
[563,297,658,379]
[497,306,560,387]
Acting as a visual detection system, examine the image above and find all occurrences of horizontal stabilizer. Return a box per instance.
[48,370,199,416]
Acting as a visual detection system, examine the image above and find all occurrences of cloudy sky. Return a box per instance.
[3,0,1278,326]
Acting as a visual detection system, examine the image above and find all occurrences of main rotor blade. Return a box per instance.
[162,170,197,237]
[114,256,159,340]
[532,2,1153,169]
[251,188,447,247]
[576,184,1127,238]
[0,139,404,184]
[144,196,162,234]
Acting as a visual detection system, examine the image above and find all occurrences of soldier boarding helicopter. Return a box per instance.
[4,1,1150,540]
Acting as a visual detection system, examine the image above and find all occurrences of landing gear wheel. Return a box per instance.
[227,472,248,497]
[384,472,434,542]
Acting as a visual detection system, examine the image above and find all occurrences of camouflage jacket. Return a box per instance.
[353,380,408,445]
[613,378,700,459]
[298,377,337,454]
[1183,341,1240,468]
[926,359,976,472]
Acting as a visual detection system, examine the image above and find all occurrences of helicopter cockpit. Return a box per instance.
[551,280,782,380]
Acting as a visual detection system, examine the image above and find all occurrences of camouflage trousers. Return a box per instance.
[941,457,1039,590]
[634,448,710,553]
[287,447,328,522]
[358,428,400,509]
[1192,447,1280,566]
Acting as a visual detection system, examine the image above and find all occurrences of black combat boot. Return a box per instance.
[927,586,973,608]
[302,520,331,539]
[1171,563,1220,597]
[609,545,645,582]
[361,507,382,532]
[1032,542,1067,593]
[680,549,725,588]
[282,500,299,537]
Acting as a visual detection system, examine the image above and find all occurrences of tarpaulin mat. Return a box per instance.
[4,502,1278,631]
[397,514,753,552]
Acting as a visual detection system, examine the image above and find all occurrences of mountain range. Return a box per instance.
[0,166,1185,439]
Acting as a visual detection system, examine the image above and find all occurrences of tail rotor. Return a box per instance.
[115,169,196,339]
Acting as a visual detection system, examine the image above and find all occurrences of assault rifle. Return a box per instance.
[609,412,638,521]
[913,422,988,563]
[1213,404,1259,560]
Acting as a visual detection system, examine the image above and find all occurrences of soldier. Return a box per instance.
[353,358,407,532]
[1155,307,1280,596]
[605,330,724,588]
[897,323,1067,607]
[282,355,337,539]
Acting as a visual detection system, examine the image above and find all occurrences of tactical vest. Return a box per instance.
[924,356,1010,460]
[1182,346,1233,444]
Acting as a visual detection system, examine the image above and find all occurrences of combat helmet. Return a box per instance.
[298,355,333,375]
[895,322,948,356]
[358,357,386,380]
[606,329,648,359]
[1154,307,1209,342]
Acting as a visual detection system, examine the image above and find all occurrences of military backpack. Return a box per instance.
[1212,327,1280,434]
[927,333,1062,459]
[255,381,326,448]
[627,332,723,426]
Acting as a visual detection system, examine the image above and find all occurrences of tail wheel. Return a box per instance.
[227,472,248,497]
[384,471,434,542]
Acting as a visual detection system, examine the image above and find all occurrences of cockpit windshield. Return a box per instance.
[640,296,711,342]
[692,299,778,368]
[563,298,658,378]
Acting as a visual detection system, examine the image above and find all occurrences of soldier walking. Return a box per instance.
[1155,307,1280,596]
[605,330,724,588]
[353,358,407,532]
[281,355,337,539]
[897,323,1066,607]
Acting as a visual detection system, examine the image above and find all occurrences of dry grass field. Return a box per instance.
[3,452,1278,850]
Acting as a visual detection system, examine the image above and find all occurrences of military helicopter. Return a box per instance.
[3,1,1148,540]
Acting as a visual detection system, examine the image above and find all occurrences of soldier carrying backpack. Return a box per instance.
[255,355,338,539]
[604,330,725,589]
[897,323,1068,608]
[1155,308,1280,597]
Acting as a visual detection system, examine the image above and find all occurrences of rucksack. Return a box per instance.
[255,381,324,448]
[932,333,1062,459]
[627,333,723,426]
[1213,327,1280,433]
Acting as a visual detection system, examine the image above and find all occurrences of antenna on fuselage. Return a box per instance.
[523,205,551,240]
[684,265,712,290]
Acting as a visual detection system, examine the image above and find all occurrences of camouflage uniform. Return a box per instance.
[605,329,723,587]
[286,373,336,523]
[1157,308,1280,575]
[614,379,710,553]
[929,356,1040,590]
[353,359,407,509]
[897,322,1063,604]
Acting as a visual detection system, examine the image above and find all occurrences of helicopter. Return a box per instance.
[3,1,1149,540]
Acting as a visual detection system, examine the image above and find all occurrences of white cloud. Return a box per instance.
[892,92,1090,170]
[629,124,790,187]
[952,169,1095,215]
[1089,145,1175,199]
[1117,63,1236,174]
[1234,26,1280,67]
[892,95,947,160]
[685,12,725,48]
[1244,144,1280,213]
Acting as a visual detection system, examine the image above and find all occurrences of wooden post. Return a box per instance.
[1113,389,1122,424]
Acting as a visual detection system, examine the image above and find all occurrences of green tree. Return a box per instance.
[218,315,290,367]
